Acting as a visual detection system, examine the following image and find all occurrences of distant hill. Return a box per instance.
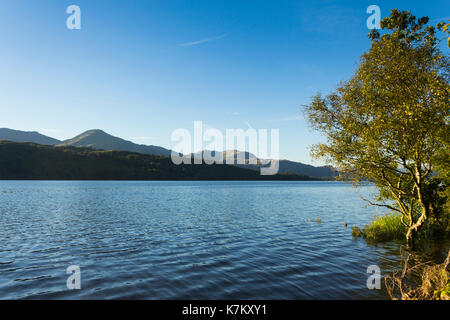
[190,150,259,164]
[277,160,336,178]
[0,128,337,178]
[57,129,172,157]
[189,150,337,178]
[0,141,319,181]
[0,128,61,145]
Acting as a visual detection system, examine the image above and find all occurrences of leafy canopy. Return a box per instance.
[305,9,449,246]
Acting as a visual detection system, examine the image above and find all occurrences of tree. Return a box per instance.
[439,20,450,47]
[305,9,449,249]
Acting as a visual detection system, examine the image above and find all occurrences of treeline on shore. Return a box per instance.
[0,141,321,181]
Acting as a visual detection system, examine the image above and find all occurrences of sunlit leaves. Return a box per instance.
[305,9,450,245]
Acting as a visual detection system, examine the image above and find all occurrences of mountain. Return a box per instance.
[0,141,319,181]
[0,128,337,178]
[277,160,336,178]
[57,129,172,157]
[0,128,61,145]
[189,150,336,178]
[190,150,260,164]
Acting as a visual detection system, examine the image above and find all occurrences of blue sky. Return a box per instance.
[1,0,449,164]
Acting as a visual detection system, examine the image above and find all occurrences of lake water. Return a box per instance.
[0,180,422,299]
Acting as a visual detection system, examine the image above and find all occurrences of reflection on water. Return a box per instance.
[0,181,447,299]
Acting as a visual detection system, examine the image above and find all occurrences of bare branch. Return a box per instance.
[361,197,403,214]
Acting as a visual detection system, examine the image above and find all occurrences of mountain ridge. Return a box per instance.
[0,128,336,178]
[0,141,320,181]
[0,128,61,145]
[189,150,336,178]
[57,129,172,157]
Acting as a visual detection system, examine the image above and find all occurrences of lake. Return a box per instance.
[0,180,415,299]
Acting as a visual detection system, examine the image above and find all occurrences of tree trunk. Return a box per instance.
[406,203,429,250]
[406,227,416,250]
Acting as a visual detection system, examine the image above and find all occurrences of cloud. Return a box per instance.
[179,33,228,47]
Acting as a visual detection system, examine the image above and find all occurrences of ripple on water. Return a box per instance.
[0,180,430,299]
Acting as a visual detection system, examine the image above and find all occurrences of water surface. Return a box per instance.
[0,181,417,299]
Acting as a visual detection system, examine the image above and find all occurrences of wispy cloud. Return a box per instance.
[179,33,228,47]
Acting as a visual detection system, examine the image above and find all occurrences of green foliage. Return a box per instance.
[434,282,450,300]
[436,20,450,47]
[354,211,447,245]
[351,226,364,238]
[305,9,450,248]
[363,214,407,243]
